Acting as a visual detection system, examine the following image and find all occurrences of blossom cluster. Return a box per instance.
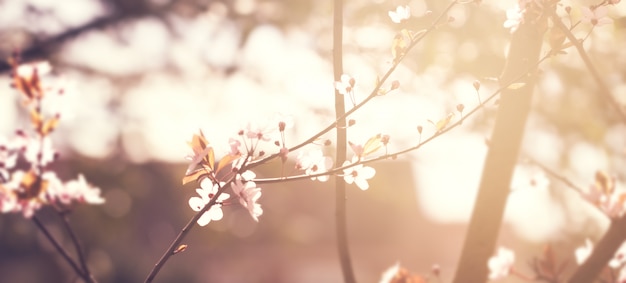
[182,73,397,226]
[581,171,626,219]
[0,59,104,218]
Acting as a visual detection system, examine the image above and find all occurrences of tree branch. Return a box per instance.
[452,4,549,282]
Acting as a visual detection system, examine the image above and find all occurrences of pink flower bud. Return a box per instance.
[391,80,400,90]
[381,134,390,145]
[473,80,481,91]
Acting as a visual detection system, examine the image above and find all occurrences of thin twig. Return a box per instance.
[524,157,585,195]
[246,0,460,171]
[58,213,95,283]
[253,53,552,185]
[549,9,626,123]
[32,215,89,282]
[144,170,241,283]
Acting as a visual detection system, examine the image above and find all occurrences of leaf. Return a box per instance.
[182,168,208,185]
[391,32,408,63]
[188,131,214,171]
[41,116,60,135]
[173,244,188,254]
[17,170,47,199]
[507,82,526,89]
[434,113,454,132]
[548,26,566,52]
[401,29,412,41]
[216,153,241,175]
[362,134,383,157]
[409,29,426,41]
[30,109,43,131]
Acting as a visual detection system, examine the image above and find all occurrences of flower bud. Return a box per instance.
[381,134,390,145]
[473,80,481,91]
[391,80,400,90]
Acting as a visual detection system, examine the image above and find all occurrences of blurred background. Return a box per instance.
[0,0,625,282]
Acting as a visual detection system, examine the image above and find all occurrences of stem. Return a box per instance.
[524,157,585,195]
[246,1,459,171]
[549,9,626,123]
[32,215,89,282]
[144,181,233,283]
[332,0,356,282]
[253,53,552,186]
[59,213,95,283]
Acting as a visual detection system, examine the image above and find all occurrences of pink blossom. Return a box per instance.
[388,5,411,24]
[0,137,19,181]
[582,6,614,26]
[188,179,230,226]
[0,169,104,218]
[24,135,57,167]
[488,247,515,280]
[581,175,626,218]
[349,142,364,157]
[342,157,376,190]
[272,113,294,132]
[295,149,333,182]
[245,121,274,141]
[232,171,263,221]
[0,170,49,218]
[55,174,105,205]
[228,138,241,156]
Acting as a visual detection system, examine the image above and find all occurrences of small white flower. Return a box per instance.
[342,157,376,190]
[582,6,613,27]
[296,150,333,182]
[389,5,411,24]
[488,247,515,280]
[575,239,593,265]
[232,171,263,222]
[188,179,230,226]
[334,74,355,96]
